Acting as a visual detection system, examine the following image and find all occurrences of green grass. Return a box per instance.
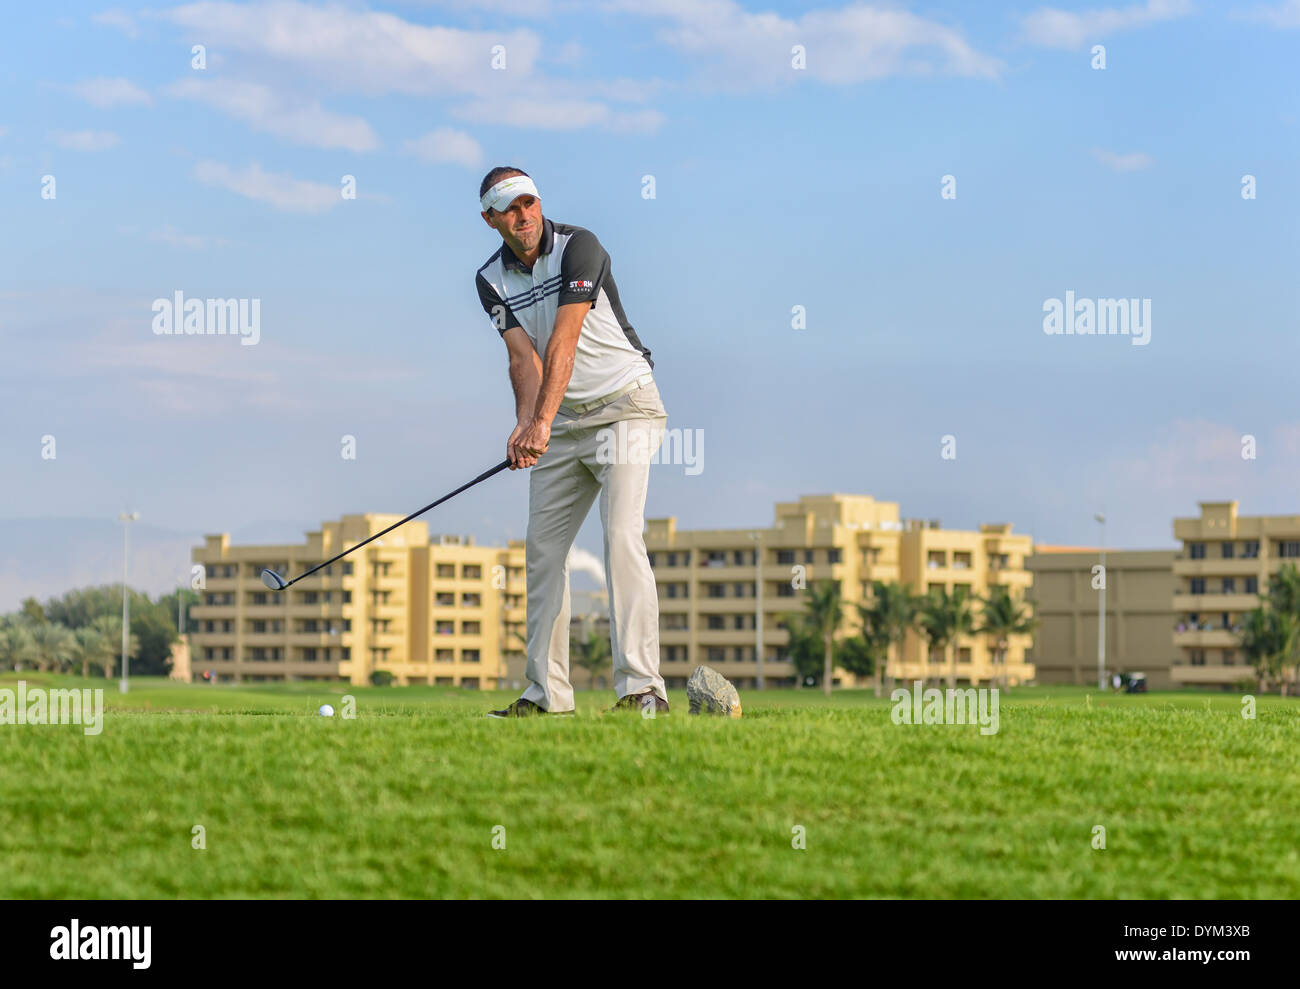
[2,674,1297,898]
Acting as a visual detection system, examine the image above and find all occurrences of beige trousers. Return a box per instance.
[520,378,668,712]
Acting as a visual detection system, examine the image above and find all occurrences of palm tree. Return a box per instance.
[29,622,75,673]
[69,626,112,679]
[804,580,843,697]
[0,619,36,671]
[1238,606,1288,695]
[1265,564,1300,694]
[861,582,916,696]
[916,588,973,689]
[978,585,1039,689]
[90,614,138,679]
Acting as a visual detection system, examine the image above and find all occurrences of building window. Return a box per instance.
[462,650,481,663]
[436,621,454,635]
[462,565,482,580]
[707,584,726,598]
[1279,541,1300,558]
[1243,541,1260,559]
[1190,649,1206,666]
[707,615,725,630]
[461,593,481,607]
[1190,578,1206,594]
[462,621,481,635]
[1223,649,1236,666]
[1222,578,1235,594]
[776,550,795,565]
[647,553,656,568]
[804,550,814,564]
[1246,577,1259,594]
[435,649,453,662]
[828,548,842,564]
[667,552,678,567]
[437,564,455,578]
[1189,543,1206,559]
[734,615,748,630]
[1221,542,1234,559]
[436,592,454,606]
[776,584,795,598]
[708,647,724,663]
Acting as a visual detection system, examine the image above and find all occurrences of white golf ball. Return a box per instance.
[318,704,335,717]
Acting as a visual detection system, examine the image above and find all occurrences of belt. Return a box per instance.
[559,373,654,416]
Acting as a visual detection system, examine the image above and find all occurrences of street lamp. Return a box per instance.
[119,512,139,694]
[1095,512,1106,690]
[748,531,764,690]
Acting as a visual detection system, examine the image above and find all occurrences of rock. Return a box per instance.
[687,665,742,718]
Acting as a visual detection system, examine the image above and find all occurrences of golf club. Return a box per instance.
[260,457,514,591]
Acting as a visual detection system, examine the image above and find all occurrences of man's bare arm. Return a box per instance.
[503,326,543,425]
[531,301,589,424]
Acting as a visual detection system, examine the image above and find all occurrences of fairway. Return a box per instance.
[3,675,1298,899]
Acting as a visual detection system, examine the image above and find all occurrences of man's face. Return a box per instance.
[482,193,543,257]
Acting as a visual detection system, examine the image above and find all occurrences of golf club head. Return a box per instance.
[261,568,288,591]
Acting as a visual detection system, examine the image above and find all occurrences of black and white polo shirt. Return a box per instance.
[475,216,653,406]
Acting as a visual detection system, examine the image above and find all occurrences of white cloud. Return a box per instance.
[606,0,1002,86]
[51,130,120,151]
[146,225,228,250]
[404,128,484,167]
[167,78,378,151]
[1021,0,1193,49]
[71,77,153,107]
[1091,148,1154,171]
[1235,0,1300,28]
[193,160,341,213]
[452,98,665,133]
[158,0,541,96]
[93,8,139,39]
[566,545,607,589]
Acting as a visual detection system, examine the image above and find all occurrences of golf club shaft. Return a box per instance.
[279,457,513,588]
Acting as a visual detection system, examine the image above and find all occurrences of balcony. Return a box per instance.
[1173,628,1239,648]
[1172,592,1256,612]
[1172,558,1262,577]
[1170,664,1254,685]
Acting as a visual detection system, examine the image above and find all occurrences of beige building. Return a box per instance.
[1172,500,1300,689]
[1026,548,1179,688]
[189,515,525,687]
[645,494,1035,688]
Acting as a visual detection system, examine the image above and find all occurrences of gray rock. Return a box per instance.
[687,665,742,718]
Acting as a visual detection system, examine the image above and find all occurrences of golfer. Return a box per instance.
[474,167,670,717]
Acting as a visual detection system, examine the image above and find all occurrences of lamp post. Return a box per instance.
[119,512,139,694]
[1095,512,1106,690]
[749,531,764,690]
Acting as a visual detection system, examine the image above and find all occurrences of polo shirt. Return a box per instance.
[475,216,654,406]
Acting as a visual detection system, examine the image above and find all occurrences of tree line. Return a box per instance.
[0,585,200,678]
[782,581,1038,695]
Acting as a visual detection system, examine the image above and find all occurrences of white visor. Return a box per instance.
[480,174,539,213]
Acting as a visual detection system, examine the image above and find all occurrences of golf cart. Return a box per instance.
[1121,672,1148,694]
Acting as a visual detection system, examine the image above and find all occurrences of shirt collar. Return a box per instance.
[501,216,554,272]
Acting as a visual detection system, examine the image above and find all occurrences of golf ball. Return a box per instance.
[318,704,335,717]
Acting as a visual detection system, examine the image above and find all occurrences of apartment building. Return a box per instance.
[1026,547,1179,688]
[189,515,525,687]
[644,494,1035,688]
[1172,500,1300,689]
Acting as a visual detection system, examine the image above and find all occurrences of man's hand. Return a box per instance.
[507,417,550,469]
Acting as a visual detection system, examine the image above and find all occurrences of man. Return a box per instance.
[474,166,670,718]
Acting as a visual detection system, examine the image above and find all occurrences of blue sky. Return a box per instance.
[1,0,1298,608]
